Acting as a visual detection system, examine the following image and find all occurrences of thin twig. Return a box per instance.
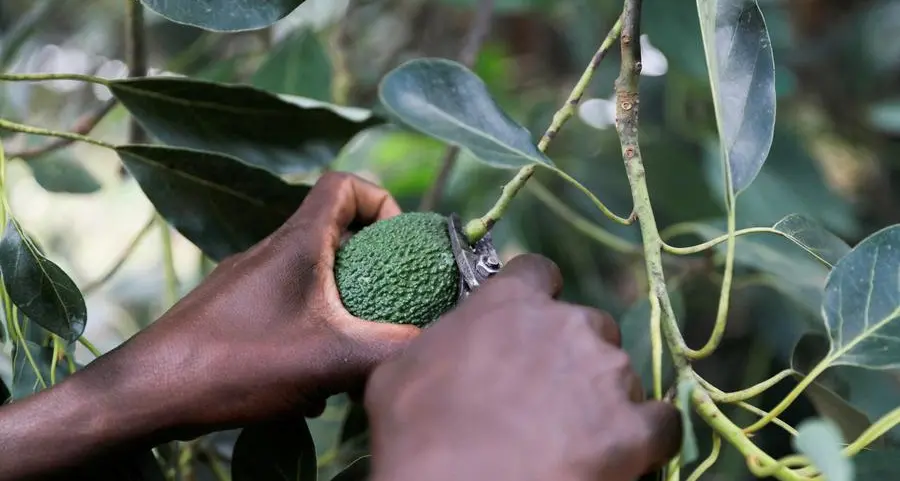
[126,0,149,144]
[5,100,118,160]
[419,0,496,211]
[82,214,156,295]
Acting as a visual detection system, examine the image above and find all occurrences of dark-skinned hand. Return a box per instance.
[364,254,683,481]
[0,172,421,481]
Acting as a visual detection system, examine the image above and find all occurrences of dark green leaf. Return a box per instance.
[677,378,699,466]
[0,220,86,342]
[378,58,553,169]
[793,418,854,481]
[0,378,9,404]
[773,214,851,268]
[854,448,900,478]
[11,340,70,400]
[116,145,311,262]
[140,0,305,32]
[25,152,102,194]
[232,417,317,481]
[696,0,776,195]
[822,224,900,369]
[329,456,370,481]
[252,28,332,102]
[620,289,686,394]
[108,77,380,175]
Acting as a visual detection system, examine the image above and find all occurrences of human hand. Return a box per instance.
[76,172,421,437]
[364,254,682,481]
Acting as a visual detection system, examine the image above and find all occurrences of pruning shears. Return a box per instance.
[447,213,503,301]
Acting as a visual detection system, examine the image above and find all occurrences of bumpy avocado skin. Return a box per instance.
[334,212,460,326]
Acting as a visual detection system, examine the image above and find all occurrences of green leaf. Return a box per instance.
[116,145,311,262]
[793,418,854,481]
[11,340,70,400]
[329,456,371,481]
[696,0,776,195]
[773,214,851,268]
[140,0,305,32]
[108,77,380,176]
[0,220,86,342]
[620,289,686,395]
[378,58,553,169]
[232,417,318,481]
[854,448,900,478]
[26,152,102,194]
[676,378,699,466]
[252,28,332,102]
[1,378,9,404]
[822,224,900,369]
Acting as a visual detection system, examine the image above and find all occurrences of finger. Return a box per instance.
[632,401,683,472]
[573,305,621,347]
[283,172,402,244]
[337,318,422,375]
[483,253,563,300]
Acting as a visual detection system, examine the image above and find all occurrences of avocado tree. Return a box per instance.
[1,0,899,480]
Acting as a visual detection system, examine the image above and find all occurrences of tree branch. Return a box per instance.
[126,0,148,145]
[419,0,496,212]
[5,100,117,160]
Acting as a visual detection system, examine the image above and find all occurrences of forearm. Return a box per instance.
[0,344,188,480]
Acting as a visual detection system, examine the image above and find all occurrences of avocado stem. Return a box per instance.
[464,15,625,245]
[463,164,536,243]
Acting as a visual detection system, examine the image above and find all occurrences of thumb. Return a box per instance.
[480,253,563,300]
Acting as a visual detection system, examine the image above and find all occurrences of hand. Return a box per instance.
[107,171,422,433]
[0,172,420,481]
[364,254,682,481]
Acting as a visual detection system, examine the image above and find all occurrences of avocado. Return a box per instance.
[334,212,461,326]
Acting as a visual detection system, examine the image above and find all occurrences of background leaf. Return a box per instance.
[677,378,700,466]
[773,214,850,268]
[116,145,311,262]
[696,0,776,195]
[620,289,686,394]
[793,418,854,481]
[26,152,103,194]
[109,77,380,176]
[0,220,86,342]
[252,28,333,102]
[11,340,70,400]
[139,0,305,32]
[822,224,900,369]
[232,417,318,481]
[329,456,371,481]
[378,58,553,168]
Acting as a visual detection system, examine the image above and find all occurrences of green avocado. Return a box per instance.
[334,212,461,326]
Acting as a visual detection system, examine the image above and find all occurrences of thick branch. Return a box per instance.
[419,0,495,211]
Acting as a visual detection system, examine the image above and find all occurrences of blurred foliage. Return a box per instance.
[1,0,900,480]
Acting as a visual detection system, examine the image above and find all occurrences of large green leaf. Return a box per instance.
[378,58,553,169]
[696,0,776,195]
[252,28,333,102]
[232,417,317,481]
[108,77,380,176]
[0,220,86,342]
[1,377,10,403]
[116,145,311,262]
[822,224,900,369]
[793,419,854,481]
[677,378,699,466]
[140,0,305,32]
